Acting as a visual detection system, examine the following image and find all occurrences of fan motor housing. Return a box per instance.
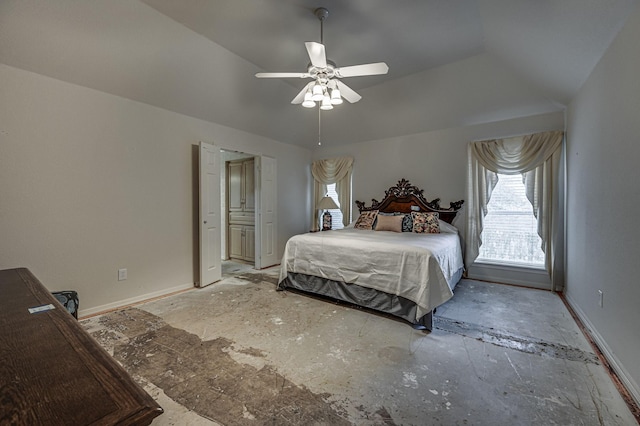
[308,59,336,80]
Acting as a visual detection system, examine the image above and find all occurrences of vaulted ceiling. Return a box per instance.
[1,0,637,148]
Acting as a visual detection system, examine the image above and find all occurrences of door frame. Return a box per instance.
[218,149,278,269]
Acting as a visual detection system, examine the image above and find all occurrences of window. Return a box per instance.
[477,174,545,267]
[326,183,344,230]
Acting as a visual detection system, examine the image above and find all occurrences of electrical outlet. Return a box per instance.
[118,268,127,281]
[598,290,603,308]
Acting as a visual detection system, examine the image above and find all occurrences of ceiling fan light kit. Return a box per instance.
[302,90,315,108]
[255,7,389,110]
[311,83,324,101]
[331,88,343,105]
[320,94,333,110]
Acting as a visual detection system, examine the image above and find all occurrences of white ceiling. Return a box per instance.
[0,0,637,148]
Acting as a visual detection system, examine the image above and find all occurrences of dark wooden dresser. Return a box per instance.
[0,268,163,425]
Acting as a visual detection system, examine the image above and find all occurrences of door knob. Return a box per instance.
[204,221,207,224]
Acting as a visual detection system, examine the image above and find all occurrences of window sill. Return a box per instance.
[468,261,551,289]
[474,259,546,273]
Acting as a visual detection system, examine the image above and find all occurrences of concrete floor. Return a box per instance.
[82,262,638,425]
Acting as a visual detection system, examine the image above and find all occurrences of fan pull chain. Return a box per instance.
[318,108,322,146]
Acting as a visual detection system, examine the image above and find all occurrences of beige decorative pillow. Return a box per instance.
[375,214,403,232]
[411,212,440,233]
[354,210,379,230]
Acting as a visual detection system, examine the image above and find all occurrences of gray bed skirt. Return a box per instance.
[277,268,463,331]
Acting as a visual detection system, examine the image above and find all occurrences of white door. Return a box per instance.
[199,142,222,287]
[257,156,278,268]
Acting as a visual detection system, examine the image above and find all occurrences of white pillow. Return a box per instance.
[438,219,459,234]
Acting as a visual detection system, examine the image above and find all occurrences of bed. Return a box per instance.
[277,179,464,330]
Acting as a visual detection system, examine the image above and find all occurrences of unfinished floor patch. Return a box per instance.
[85,308,349,425]
[434,316,600,364]
[236,272,279,285]
[82,272,638,425]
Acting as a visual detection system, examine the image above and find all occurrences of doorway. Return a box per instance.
[219,149,278,270]
[222,151,256,266]
[199,143,278,287]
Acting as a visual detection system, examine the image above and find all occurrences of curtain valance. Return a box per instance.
[311,157,353,183]
[471,131,563,174]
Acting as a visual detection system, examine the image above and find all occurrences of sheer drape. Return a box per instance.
[465,131,564,289]
[311,157,353,229]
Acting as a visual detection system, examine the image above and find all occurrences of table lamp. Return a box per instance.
[317,196,339,231]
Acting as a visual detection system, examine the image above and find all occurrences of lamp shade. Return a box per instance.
[302,90,315,108]
[330,88,343,105]
[311,83,324,101]
[320,95,333,110]
[317,196,339,210]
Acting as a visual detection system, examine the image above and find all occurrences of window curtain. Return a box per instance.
[465,131,564,290]
[311,157,353,229]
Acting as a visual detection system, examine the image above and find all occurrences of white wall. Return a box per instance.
[566,4,640,404]
[313,112,564,234]
[0,64,311,315]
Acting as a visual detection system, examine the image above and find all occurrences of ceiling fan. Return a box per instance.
[255,7,389,110]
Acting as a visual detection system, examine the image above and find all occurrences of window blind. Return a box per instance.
[326,183,344,229]
[478,174,544,267]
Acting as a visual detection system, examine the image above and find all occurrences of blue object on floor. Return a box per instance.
[52,290,79,319]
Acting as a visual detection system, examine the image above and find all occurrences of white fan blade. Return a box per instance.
[291,82,314,104]
[305,42,327,68]
[255,72,310,78]
[335,62,389,78]
[335,80,361,103]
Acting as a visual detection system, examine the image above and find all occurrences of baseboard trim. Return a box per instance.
[563,292,640,420]
[78,282,195,319]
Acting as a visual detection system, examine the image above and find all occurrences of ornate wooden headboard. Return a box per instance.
[355,179,464,224]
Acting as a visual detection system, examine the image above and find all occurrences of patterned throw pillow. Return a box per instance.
[401,214,413,232]
[411,212,440,233]
[354,210,379,230]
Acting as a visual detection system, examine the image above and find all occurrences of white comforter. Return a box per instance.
[278,228,464,319]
